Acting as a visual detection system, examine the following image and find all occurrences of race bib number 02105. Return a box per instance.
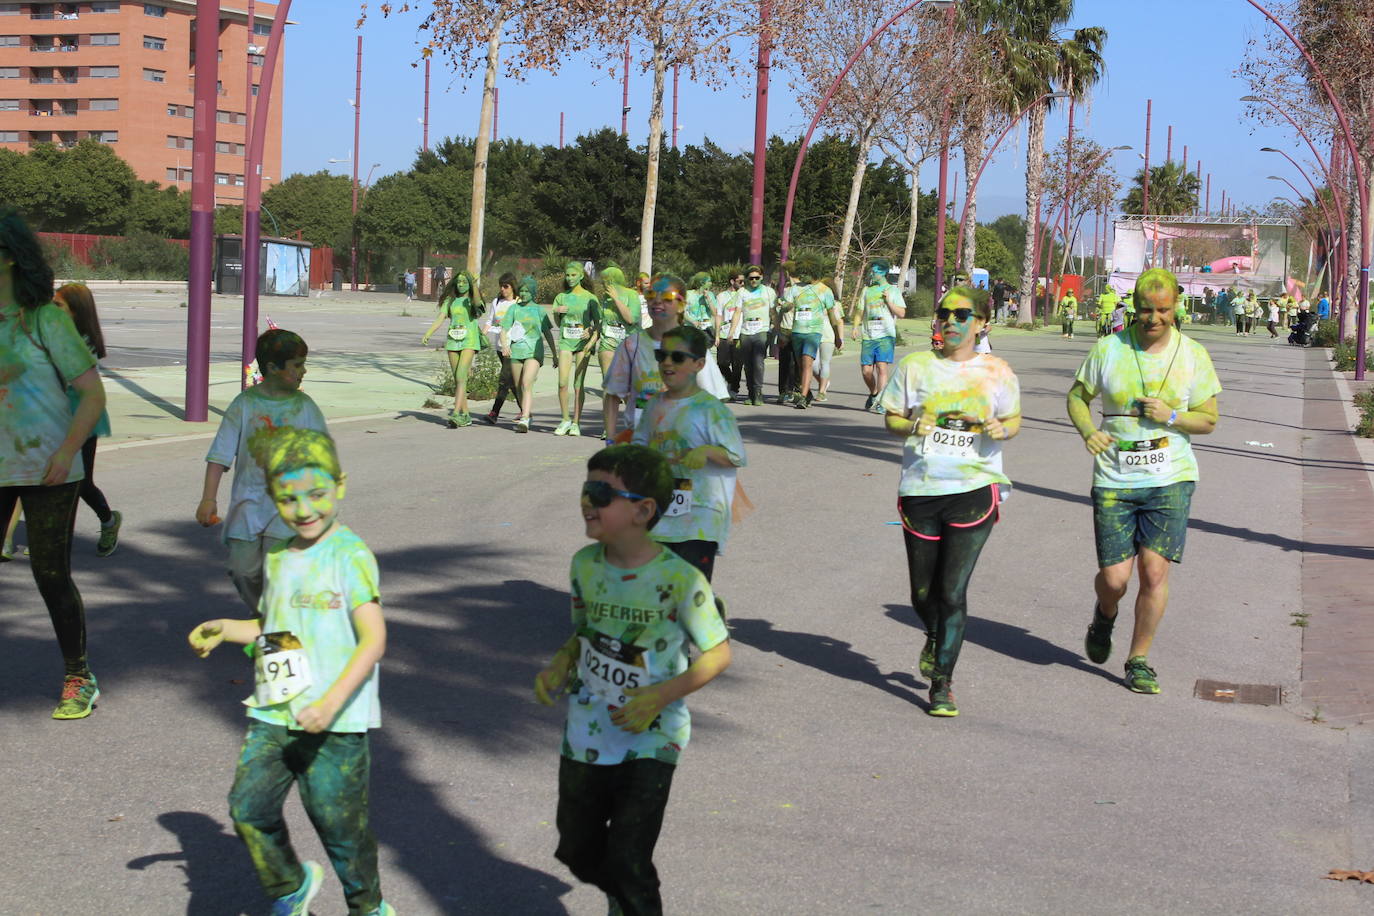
[577,635,645,707]
[244,631,314,708]
[1117,437,1173,476]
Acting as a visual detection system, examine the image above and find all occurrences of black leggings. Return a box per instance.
[666,540,716,581]
[489,353,515,417]
[716,340,742,395]
[776,331,796,397]
[556,757,675,916]
[738,332,768,399]
[78,437,112,526]
[0,481,89,676]
[899,485,998,682]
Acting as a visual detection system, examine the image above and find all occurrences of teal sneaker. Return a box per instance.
[270,860,324,916]
[1124,656,1160,694]
[96,510,123,557]
[52,674,99,720]
[918,637,935,679]
[928,679,958,717]
[1084,603,1115,664]
[364,902,397,916]
[453,411,473,428]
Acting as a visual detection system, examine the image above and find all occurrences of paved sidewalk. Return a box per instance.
[1300,349,1374,726]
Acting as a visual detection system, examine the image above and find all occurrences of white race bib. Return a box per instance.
[665,479,693,518]
[1117,437,1174,476]
[508,322,528,342]
[562,323,584,340]
[743,317,765,334]
[577,635,646,707]
[244,632,314,708]
[867,319,887,338]
[925,427,980,460]
[447,326,467,341]
[796,307,814,322]
[604,324,627,341]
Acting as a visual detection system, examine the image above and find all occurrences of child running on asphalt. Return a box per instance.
[535,444,732,916]
[197,329,329,615]
[188,426,394,916]
[631,325,744,584]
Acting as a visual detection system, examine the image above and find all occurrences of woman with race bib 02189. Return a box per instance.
[421,270,485,428]
[879,286,1020,719]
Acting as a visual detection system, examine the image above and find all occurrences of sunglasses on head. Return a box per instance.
[936,307,975,322]
[582,480,649,508]
[654,348,696,364]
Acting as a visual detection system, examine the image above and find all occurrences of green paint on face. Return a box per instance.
[456,274,470,295]
[565,262,585,291]
[270,466,343,544]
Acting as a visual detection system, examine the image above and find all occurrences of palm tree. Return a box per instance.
[1121,160,1201,216]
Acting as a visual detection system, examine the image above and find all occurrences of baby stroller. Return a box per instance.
[1288,310,1316,346]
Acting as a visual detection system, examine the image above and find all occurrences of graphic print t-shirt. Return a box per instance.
[1074,328,1221,489]
[879,350,1020,497]
[860,284,901,340]
[632,389,746,548]
[205,387,330,542]
[248,524,382,733]
[790,283,836,335]
[563,544,727,766]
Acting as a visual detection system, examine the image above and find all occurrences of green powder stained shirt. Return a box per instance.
[879,350,1020,498]
[632,389,746,549]
[247,524,382,733]
[684,290,717,331]
[555,289,599,352]
[501,303,551,361]
[1073,329,1222,489]
[563,544,727,766]
[790,283,836,336]
[0,302,97,487]
[860,283,902,340]
[736,285,776,336]
[441,296,483,352]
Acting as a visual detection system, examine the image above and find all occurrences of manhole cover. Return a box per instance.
[1193,679,1281,705]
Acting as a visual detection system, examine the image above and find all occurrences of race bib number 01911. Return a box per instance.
[665,478,693,518]
[1117,437,1173,476]
[577,635,646,707]
[244,631,314,708]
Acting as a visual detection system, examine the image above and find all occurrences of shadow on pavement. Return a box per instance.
[727,617,925,707]
[126,811,267,916]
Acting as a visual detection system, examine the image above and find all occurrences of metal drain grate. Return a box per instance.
[1194,679,1281,705]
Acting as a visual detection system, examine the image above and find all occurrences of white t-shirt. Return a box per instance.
[606,330,727,430]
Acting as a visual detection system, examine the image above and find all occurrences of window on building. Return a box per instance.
[0,3,20,15]
[166,134,189,149]
[248,53,264,67]
[89,66,119,77]
[0,99,20,110]
[90,2,120,12]
[0,131,19,142]
[251,83,258,98]
[143,3,165,17]
[215,109,245,125]
[234,174,244,186]
[166,102,191,117]
[215,172,229,185]
[0,36,19,47]
[93,131,117,142]
[90,34,120,46]
[0,67,18,78]
[143,35,164,50]
[90,98,118,110]
[165,167,176,180]
[253,22,271,36]
[142,68,164,82]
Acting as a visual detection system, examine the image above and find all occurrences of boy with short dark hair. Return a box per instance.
[197,329,329,614]
[535,444,732,915]
[189,426,394,916]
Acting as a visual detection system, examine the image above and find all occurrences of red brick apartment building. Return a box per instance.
[0,0,285,204]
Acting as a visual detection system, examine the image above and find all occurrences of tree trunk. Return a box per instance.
[1017,102,1047,314]
[637,43,668,277]
[899,150,923,291]
[1342,165,1361,339]
[466,17,504,274]
[832,129,873,303]
[959,119,986,274]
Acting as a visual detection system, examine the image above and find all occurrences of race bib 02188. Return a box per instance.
[1117,436,1173,476]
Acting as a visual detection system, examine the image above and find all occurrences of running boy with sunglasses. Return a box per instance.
[535,444,731,916]
[632,325,745,582]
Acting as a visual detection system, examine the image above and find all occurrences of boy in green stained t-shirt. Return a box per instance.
[535,444,731,916]
[188,427,395,916]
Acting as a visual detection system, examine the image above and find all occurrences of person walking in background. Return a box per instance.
[851,259,906,414]
[420,270,485,428]
[716,271,745,401]
[481,273,520,426]
[52,283,122,556]
[403,269,416,301]
[0,208,109,719]
[1058,288,1079,339]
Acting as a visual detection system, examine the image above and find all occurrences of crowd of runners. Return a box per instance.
[2,194,1227,915]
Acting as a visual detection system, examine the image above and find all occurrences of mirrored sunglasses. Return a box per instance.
[582,480,649,508]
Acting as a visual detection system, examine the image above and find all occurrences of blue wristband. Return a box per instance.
[1167,409,1178,427]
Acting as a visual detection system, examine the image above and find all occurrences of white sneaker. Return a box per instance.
[554,419,572,436]
[568,423,581,437]
[515,417,530,433]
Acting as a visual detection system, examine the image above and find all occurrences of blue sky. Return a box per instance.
[282,0,1317,228]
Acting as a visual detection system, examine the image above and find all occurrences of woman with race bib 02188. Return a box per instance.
[420,270,485,428]
[879,286,1020,719]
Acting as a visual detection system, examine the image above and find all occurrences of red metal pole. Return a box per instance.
[423,56,430,151]
[241,0,291,390]
[1205,173,1210,216]
[931,3,956,296]
[559,111,564,149]
[186,0,220,421]
[671,63,679,149]
[1166,124,1172,162]
[1195,160,1201,216]
[621,40,630,137]
[348,35,359,289]
[1063,96,1075,273]
[749,0,771,267]
[245,0,254,147]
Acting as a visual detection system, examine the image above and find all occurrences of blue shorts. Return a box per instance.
[791,332,822,359]
[1091,481,1195,567]
[860,336,895,365]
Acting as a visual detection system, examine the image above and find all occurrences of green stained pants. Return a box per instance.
[228,720,382,915]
